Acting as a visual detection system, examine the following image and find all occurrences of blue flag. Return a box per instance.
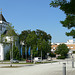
[36,46,38,51]
[28,46,31,55]
[21,45,22,56]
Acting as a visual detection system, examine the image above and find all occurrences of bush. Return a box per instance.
[50,53,56,57]
[57,56,65,59]
[73,51,75,54]
[6,51,10,60]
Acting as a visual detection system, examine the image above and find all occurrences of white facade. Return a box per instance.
[0,13,10,60]
[0,13,20,60]
[0,43,4,60]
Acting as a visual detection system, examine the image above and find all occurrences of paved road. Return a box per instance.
[0,60,75,75]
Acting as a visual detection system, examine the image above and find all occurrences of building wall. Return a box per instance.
[51,43,75,58]
[0,43,4,60]
[0,14,21,60]
[4,44,11,60]
[0,21,8,34]
[51,44,75,51]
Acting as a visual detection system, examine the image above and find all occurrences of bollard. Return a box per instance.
[59,59,60,64]
[67,59,68,64]
[72,56,74,68]
[63,63,66,75]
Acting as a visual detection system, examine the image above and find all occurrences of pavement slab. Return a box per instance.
[0,60,75,75]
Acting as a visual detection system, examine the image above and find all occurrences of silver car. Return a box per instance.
[10,59,19,63]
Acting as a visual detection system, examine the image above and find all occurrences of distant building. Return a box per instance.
[51,40,75,55]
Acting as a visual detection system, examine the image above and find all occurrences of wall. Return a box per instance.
[0,43,4,60]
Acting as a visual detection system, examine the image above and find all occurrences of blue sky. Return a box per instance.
[0,0,73,43]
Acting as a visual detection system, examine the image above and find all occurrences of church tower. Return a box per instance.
[0,11,9,34]
[0,9,10,60]
[0,9,20,60]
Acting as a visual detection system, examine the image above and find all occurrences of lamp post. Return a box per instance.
[63,63,66,75]
[40,43,42,61]
[0,25,2,42]
[26,45,27,60]
[41,50,42,60]
[10,36,13,67]
[72,56,74,68]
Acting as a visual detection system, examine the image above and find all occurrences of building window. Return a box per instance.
[68,47,69,48]
[0,25,2,31]
[53,47,55,49]
[71,46,73,48]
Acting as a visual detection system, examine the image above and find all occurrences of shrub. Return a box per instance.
[57,56,65,59]
[73,51,75,54]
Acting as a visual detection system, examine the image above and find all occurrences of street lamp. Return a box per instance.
[0,24,2,42]
[10,36,13,67]
[41,50,42,60]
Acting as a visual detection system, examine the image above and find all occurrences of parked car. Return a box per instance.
[47,57,51,61]
[34,57,42,63]
[26,58,33,62]
[10,59,19,63]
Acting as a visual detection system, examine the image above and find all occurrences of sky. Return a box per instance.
[0,0,73,43]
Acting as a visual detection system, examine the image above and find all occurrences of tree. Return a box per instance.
[19,30,31,46]
[13,45,20,60]
[6,45,20,60]
[37,39,51,59]
[50,0,75,38]
[36,29,51,41]
[2,24,19,61]
[55,44,69,58]
[26,31,37,60]
[2,24,18,44]
[32,45,38,57]
[19,30,31,59]
[6,50,10,60]
[20,29,52,59]
[26,31,37,47]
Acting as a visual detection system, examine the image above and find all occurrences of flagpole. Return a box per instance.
[30,46,32,63]
[41,50,42,60]
[26,47,27,60]
[25,45,27,60]
[21,45,23,59]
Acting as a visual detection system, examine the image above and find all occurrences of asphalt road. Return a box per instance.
[0,60,75,75]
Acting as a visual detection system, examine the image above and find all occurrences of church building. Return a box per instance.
[0,11,20,60]
[0,11,11,60]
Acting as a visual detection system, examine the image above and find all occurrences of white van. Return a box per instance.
[34,57,42,63]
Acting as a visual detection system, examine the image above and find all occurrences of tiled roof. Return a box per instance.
[0,14,6,22]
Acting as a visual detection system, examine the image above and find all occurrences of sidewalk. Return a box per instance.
[51,59,75,75]
[0,59,75,75]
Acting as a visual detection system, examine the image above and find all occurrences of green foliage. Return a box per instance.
[57,56,65,59]
[37,39,51,58]
[19,29,52,59]
[32,46,38,57]
[3,24,19,60]
[19,30,31,45]
[50,0,75,38]
[50,52,56,57]
[55,44,69,57]
[6,45,20,60]
[73,51,75,54]
[26,31,37,47]
[6,50,10,60]
[36,29,52,41]
[1,24,18,45]
[13,45,20,60]
[3,24,17,36]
